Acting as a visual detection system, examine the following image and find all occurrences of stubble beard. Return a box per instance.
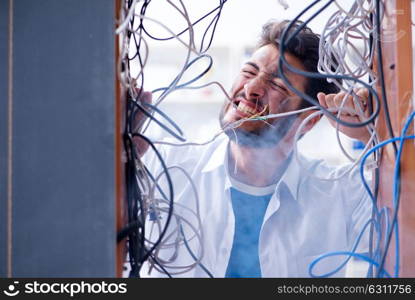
[219,101,297,148]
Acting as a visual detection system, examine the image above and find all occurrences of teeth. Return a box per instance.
[237,102,259,115]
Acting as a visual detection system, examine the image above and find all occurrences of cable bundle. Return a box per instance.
[277,0,409,278]
[115,0,412,278]
[115,0,227,277]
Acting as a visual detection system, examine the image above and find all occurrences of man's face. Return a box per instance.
[219,44,308,147]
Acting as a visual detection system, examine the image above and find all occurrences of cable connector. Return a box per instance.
[364,159,379,171]
[149,204,161,221]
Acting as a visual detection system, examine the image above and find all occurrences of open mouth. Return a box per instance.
[232,98,267,117]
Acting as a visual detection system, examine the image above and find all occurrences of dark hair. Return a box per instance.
[259,20,340,109]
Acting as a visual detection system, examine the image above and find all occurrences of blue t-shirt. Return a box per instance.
[225,187,272,278]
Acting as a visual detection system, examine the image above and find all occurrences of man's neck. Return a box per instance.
[228,140,292,187]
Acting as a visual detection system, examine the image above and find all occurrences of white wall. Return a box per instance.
[136,0,361,165]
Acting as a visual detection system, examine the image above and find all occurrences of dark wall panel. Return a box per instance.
[10,0,116,277]
[0,0,10,278]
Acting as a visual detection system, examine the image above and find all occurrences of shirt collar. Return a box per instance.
[201,136,301,199]
[201,136,233,191]
[278,152,301,199]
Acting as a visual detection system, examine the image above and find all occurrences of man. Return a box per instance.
[136,20,372,277]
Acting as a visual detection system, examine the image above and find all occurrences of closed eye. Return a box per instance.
[242,70,256,77]
[270,81,288,94]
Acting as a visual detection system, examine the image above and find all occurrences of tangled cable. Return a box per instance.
[276,0,405,278]
[116,0,408,278]
[116,0,228,277]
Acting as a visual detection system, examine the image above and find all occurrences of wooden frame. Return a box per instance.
[378,0,415,277]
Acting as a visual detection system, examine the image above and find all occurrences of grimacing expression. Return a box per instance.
[219,44,308,147]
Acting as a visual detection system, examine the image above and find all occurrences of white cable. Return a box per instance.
[115,0,139,35]
[144,164,205,275]
[293,106,377,182]
[153,106,318,147]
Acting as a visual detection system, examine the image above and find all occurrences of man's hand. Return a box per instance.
[131,88,152,158]
[317,88,371,143]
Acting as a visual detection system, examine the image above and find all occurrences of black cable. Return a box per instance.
[142,3,220,41]
[180,225,214,278]
[141,0,227,54]
[150,254,173,278]
[151,54,213,94]
[131,133,175,265]
[143,161,213,278]
[117,220,141,243]
[130,97,186,141]
[126,123,147,277]
[118,160,175,277]
[142,165,214,277]
[125,1,151,278]
[118,0,161,278]
[127,0,185,140]
[278,0,381,128]
[128,0,151,61]
[138,0,227,136]
[146,0,226,53]
[122,40,146,277]
[118,0,227,278]
[142,102,183,134]
[121,133,175,276]
[278,0,401,278]
[199,0,227,53]
[118,0,177,278]
[143,54,214,135]
[154,54,214,103]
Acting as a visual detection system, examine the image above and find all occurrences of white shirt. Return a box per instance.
[139,135,371,278]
